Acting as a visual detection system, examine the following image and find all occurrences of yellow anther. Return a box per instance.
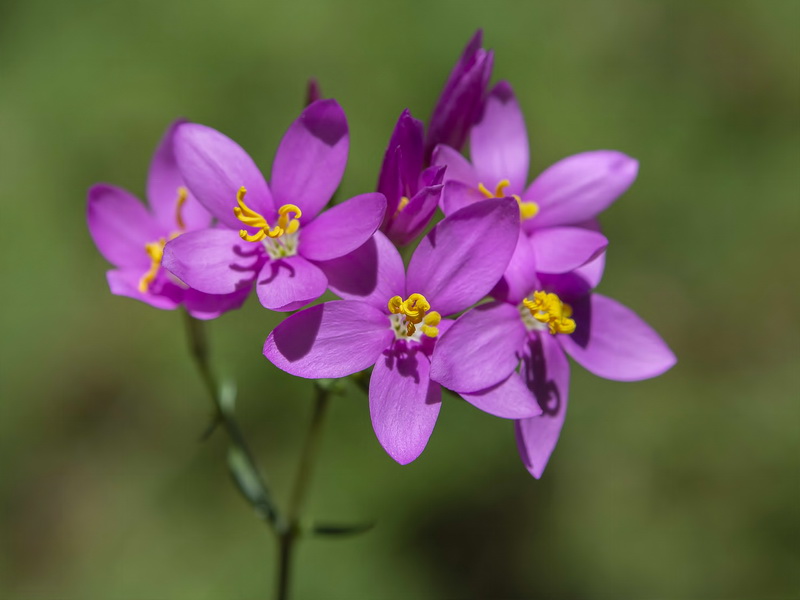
[233,187,301,242]
[477,179,539,221]
[388,293,441,337]
[518,200,539,220]
[174,186,189,230]
[138,239,167,293]
[395,196,410,215]
[522,291,576,335]
[421,311,441,338]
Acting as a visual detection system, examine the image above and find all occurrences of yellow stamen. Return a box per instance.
[395,196,410,216]
[174,186,189,230]
[233,187,302,242]
[138,239,166,293]
[522,291,576,335]
[477,179,539,221]
[388,293,441,338]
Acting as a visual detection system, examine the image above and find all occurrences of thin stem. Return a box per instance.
[182,310,285,531]
[276,382,332,600]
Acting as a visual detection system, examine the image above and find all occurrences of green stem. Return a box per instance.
[276,382,332,600]
[182,310,285,531]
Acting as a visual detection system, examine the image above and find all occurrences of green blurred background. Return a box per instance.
[1,0,798,598]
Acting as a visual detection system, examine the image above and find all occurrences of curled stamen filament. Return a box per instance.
[138,239,166,293]
[174,186,189,230]
[233,187,302,242]
[478,179,539,220]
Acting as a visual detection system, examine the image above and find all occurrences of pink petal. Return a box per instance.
[370,345,441,465]
[146,119,211,232]
[439,180,486,216]
[559,293,676,381]
[183,287,250,320]
[87,184,160,269]
[460,371,541,419]
[430,302,527,393]
[161,228,262,294]
[530,227,608,274]
[407,198,520,316]
[106,268,182,310]
[516,332,571,479]
[431,144,478,187]
[174,123,273,230]
[263,301,393,378]
[384,178,442,246]
[538,252,607,301]
[318,232,405,311]
[491,231,539,305]
[469,81,529,195]
[299,193,386,261]
[271,99,349,219]
[524,151,638,229]
[255,255,328,312]
[377,109,424,213]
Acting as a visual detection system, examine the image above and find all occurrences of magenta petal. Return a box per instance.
[87,185,160,268]
[162,228,262,294]
[318,232,405,311]
[516,332,571,479]
[255,255,328,312]
[525,151,639,229]
[174,123,273,230]
[183,287,249,320]
[460,372,541,419]
[370,345,441,465]
[431,144,478,187]
[385,180,442,246]
[147,119,211,232]
[299,193,386,261]
[106,268,182,310]
[377,109,424,205]
[538,251,606,301]
[491,232,539,305]
[559,293,676,381]
[530,227,608,274]
[407,198,520,316]
[430,302,527,393]
[271,99,348,218]
[264,301,393,378]
[426,32,494,158]
[470,81,529,194]
[439,180,486,216]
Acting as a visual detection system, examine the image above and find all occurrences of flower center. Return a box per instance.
[478,179,539,221]
[521,291,576,335]
[388,293,441,338]
[138,187,187,293]
[234,186,302,259]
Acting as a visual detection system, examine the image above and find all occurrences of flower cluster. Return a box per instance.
[87,31,675,478]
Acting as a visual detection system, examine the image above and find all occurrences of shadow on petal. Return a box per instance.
[522,335,561,417]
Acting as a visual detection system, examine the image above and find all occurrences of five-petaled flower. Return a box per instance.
[433,80,639,232]
[431,246,676,478]
[263,199,539,464]
[87,120,249,319]
[162,100,387,311]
